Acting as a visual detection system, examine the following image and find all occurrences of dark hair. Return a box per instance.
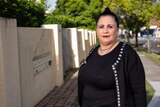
[96,7,119,28]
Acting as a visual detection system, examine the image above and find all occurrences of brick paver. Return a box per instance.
[35,71,78,107]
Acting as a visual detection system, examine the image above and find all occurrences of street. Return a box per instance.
[130,37,160,54]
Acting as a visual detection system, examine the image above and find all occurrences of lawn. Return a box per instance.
[146,81,155,104]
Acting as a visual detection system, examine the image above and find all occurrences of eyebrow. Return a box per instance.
[97,24,116,27]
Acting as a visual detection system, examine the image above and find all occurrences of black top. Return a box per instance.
[78,42,147,107]
[78,42,123,107]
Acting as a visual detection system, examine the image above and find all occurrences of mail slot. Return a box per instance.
[33,52,52,75]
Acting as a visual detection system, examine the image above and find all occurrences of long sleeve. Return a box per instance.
[125,46,147,107]
[78,70,83,107]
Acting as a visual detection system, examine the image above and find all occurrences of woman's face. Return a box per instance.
[96,15,119,45]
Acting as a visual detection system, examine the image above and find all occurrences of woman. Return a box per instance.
[78,7,147,107]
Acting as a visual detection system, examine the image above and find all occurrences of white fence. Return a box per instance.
[0,17,96,107]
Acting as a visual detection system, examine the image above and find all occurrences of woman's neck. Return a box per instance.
[99,40,119,55]
[100,40,118,50]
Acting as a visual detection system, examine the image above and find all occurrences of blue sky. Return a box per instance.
[47,0,56,10]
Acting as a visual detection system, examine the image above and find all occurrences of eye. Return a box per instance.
[107,25,114,28]
[97,25,104,29]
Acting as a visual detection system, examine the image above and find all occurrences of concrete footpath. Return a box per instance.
[139,53,160,107]
[35,52,160,107]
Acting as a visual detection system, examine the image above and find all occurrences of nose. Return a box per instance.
[102,27,108,33]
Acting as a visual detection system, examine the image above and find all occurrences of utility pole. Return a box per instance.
[145,29,151,53]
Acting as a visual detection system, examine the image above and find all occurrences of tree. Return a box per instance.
[45,0,156,40]
[0,0,46,27]
[45,0,103,29]
[74,0,103,29]
[45,14,76,28]
[45,0,85,28]
[152,2,160,25]
[103,0,154,47]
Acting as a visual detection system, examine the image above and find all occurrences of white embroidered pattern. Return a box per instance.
[112,43,126,107]
[80,46,97,67]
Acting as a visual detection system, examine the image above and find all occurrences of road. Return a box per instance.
[130,37,160,54]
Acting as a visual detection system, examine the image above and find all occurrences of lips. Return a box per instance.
[102,35,110,38]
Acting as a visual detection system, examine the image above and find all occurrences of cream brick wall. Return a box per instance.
[0,17,96,107]
[17,27,55,107]
[0,18,21,107]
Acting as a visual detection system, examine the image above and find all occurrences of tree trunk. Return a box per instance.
[135,31,138,47]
